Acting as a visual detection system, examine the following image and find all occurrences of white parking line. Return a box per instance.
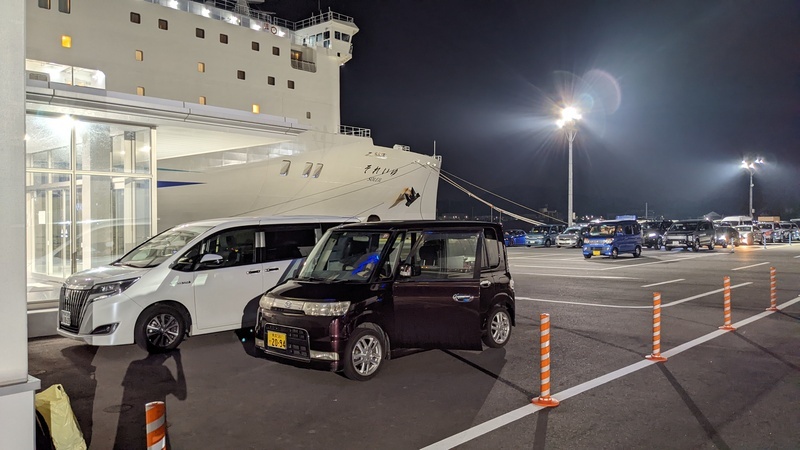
[421,295,800,450]
[514,253,724,273]
[732,262,770,271]
[641,279,685,288]
[514,273,639,280]
[794,255,800,259]
[516,282,752,309]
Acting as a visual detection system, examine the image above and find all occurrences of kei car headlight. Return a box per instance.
[90,278,139,300]
[604,238,614,244]
[648,232,657,237]
[303,301,351,316]
[259,293,277,310]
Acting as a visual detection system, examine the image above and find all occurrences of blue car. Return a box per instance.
[505,229,527,247]
[582,219,643,259]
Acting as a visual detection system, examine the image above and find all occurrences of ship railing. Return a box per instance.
[290,60,317,73]
[144,0,352,33]
[339,125,371,138]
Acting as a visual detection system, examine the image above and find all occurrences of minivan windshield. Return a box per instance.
[299,230,393,281]
[530,226,551,234]
[116,225,211,268]
[587,223,616,237]
[669,222,699,232]
[562,227,582,235]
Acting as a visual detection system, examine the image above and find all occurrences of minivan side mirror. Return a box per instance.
[199,253,224,267]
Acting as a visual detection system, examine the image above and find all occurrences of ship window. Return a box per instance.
[252,104,260,114]
[334,31,341,40]
[291,50,301,60]
[301,162,313,178]
[135,50,143,61]
[220,34,228,44]
[267,76,275,86]
[136,86,145,96]
[324,31,330,39]
[306,112,311,119]
[280,160,291,176]
[197,62,205,73]
[342,33,350,43]
[312,164,323,178]
[288,80,295,89]
[38,0,50,9]
[316,33,322,42]
[130,12,140,23]
[199,96,206,105]
[158,19,168,30]
[323,40,330,49]
[61,35,72,48]
[272,46,280,56]
[252,41,260,51]
[58,0,70,13]
[237,70,246,80]
[196,28,205,39]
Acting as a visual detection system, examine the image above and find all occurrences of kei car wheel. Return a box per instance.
[691,239,700,252]
[611,248,619,259]
[708,240,714,250]
[722,241,728,248]
[584,254,591,259]
[633,246,642,258]
[665,246,672,251]
[544,239,551,248]
[135,304,186,353]
[483,306,512,348]
[577,239,583,247]
[343,326,385,381]
[657,237,663,249]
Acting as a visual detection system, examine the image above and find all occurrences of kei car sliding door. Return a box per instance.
[390,229,482,351]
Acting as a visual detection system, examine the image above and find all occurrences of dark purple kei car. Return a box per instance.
[255,221,516,381]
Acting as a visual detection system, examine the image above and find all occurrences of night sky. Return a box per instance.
[259,1,800,221]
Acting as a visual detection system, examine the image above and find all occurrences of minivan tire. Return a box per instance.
[611,248,619,259]
[135,304,186,353]
[343,325,385,381]
[691,239,700,252]
[483,306,512,348]
[544,239,551,248]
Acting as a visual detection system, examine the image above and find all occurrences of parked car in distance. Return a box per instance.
[503,231,513,247]
[663,219,716,251]
[556,225,588,248]
[758,222,780,243]
[735,225,764,245]
[526,224,563,247]
[641,220,672,249]
[720,215,754,227]
[582,219,643,259]
[507,229,528,247]
[777,221,799,242]
[255,220,515,381]
[715,226,740,248]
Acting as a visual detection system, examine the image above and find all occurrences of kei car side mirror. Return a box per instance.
[399,263,421,278]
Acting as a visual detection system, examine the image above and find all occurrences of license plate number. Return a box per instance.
[60,310,71,325]
[267,330,287,350]
[592,249,601,256]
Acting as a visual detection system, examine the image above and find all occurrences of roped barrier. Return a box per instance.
[532,313,560,407]
[645,292,668,362]
[146,401,167,450]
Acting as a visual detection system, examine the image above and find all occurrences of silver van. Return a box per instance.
[57,216,356,352]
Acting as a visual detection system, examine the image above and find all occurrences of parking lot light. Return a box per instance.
[740,157,763,215]
[557,106,581,227]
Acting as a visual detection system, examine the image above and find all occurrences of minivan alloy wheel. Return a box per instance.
[146,314,180,348]
[135,304,186,353]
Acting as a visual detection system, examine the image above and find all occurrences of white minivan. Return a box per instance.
[57,216,356,352]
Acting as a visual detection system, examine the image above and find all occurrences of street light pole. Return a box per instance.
[749,170,754,216]
[557,107,581,227]
[741,158,763,217]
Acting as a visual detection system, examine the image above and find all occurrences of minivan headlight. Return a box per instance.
[303,301,351,316]
[604,238,614,244]
[90,278,139,300]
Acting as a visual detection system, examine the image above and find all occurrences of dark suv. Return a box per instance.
[641,220,672,249]
[664,219,716,251]
[255,221,515,381]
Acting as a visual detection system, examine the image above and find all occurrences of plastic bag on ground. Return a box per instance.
[34,384,87,450]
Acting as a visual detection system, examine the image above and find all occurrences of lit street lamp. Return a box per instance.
[557,106,581,227]
[741,157,764,216]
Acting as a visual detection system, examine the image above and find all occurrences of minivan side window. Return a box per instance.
[264,225,318,262]
[412,231,479,280]
[176,226,259,271]
[481,228,500,269]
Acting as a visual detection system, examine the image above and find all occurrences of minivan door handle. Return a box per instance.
[453,294,474,303]
[247,269,261,274]
[265,267,280,272]
[480,280,492,288]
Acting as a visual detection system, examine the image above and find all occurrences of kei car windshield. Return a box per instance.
[116,225,211,268]
[562,227,581,235]
[299,230,393,281]
[669,222,698,232]
[587,224,616,237]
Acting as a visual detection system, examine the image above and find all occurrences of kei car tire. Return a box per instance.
[691,239,700,252]
[584,254,591,259]
[611,248,619,259]
[135,304,186,353]
[544,240,551,248]
[657,237,663,249]
[708,240,715,250]
[722,241,728,249]
[633,246,642,258]
[665,246,672,251]
[482,306,512,348]
[343,325,385,381]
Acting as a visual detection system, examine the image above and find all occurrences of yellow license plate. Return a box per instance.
[592,249,601,256]
[267,331,287,350]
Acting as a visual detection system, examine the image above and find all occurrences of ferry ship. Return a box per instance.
[25,0,442,235]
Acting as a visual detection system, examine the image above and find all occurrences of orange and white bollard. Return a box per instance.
[719,276,736,331]
[766,267,778,311]
[146,401,167,450]
[645,292,668,362]
[532,313,560,407]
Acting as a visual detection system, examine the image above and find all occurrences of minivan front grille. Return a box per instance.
[59,287,91,333]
